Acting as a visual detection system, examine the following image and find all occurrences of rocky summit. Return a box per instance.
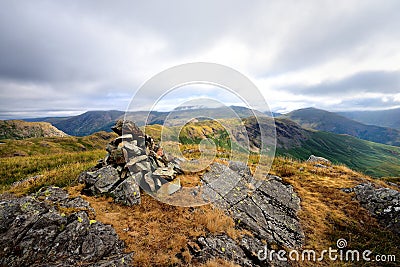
[0,186,133,267]
[2,118,399,266]
[79,119,183,205]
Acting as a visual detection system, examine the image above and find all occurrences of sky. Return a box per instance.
[0,0,400,119]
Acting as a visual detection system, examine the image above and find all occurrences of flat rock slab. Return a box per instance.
[201,163,304,248]
[191,234,291,267]
[191,163,304,266]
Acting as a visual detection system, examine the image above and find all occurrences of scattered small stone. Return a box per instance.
[307,155,331,164]
[341,188,354,193]
[314,163,327,168]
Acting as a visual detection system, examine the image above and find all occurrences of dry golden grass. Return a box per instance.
[270,156,400,266]
[178,173,202,187]
[68,184,243,267]
[199,258,240,267]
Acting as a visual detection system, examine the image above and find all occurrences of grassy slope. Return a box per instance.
[277,131,400,178]
[0,132,116,194]
[270,157,399,266]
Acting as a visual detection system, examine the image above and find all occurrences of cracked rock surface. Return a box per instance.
[0,186,133,267]
[354,183,400,235]
[203,162,303,248]
[192,162,304,266]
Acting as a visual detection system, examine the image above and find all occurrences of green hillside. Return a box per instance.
[277,131,400,178]
[0,131,116,193]
[285,107,400,146]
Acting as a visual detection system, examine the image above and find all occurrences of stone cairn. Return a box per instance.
[79,119,183,205]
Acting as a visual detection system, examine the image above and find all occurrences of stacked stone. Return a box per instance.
[79,119,182,206]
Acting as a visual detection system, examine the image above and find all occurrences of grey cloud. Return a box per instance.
[282,70,400,96]
[336,97,400,110]
[275,97,400,114]
[323,97,400,112]
[1,1,400,119]
[268,1,400,73]
[0,0,256,83]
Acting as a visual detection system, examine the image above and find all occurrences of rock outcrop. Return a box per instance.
[191,162,304,266]
[353,183,400,235]
[79,120,182,205]
[202,162,303,248]
[0,186,132,266]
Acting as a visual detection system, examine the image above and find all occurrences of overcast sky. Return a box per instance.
[0,0,399,119]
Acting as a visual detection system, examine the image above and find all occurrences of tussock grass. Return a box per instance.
[270,156,400,266]
[199,258,240,267]
[68,185,244,267]
[0,150,105,195]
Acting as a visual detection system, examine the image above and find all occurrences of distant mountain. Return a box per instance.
[0,120,68,140]
[338,108,400,130]
[25,116,71,124]
[24,106,268,136]
[284,107,400,146]
[45,110,124,136]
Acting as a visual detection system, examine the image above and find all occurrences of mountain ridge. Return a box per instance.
[284,107,400,146]
[339,107,400,130]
